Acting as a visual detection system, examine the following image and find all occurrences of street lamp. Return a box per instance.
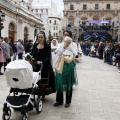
[0,10,5,37]
[49,30,51,39]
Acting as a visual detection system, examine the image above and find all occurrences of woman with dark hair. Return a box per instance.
[31,31,55,100]
[63,30,72,38]
[54,30,78,108]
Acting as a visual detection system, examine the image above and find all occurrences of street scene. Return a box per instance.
[0,0,120,120]
[0,56,120,120]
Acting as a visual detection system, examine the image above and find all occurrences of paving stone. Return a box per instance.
[0,56,120,120]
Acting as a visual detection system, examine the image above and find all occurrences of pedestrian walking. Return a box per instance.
[17,39,24,59]
[75,42,82,62]
[24,40,33,53]
[115,42,120,72]
[0,38,6,75]
[12,41,17,61]
[2,37,12,71]
[98,41,104,59]
[30,31,55,100]
[51,39,59,71]
[54,30,78,108]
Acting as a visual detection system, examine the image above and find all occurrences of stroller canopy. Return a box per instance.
[5,60,33,89]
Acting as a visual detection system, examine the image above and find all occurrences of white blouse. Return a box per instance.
[55,42,77,56]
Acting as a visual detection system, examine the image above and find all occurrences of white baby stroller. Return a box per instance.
[2,60,42,120]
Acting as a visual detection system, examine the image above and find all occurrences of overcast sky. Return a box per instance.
[52,0,63,15]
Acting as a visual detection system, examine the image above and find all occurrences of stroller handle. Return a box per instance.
[39,63,43,72]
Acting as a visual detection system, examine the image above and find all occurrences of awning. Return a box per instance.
[88,20,110,24]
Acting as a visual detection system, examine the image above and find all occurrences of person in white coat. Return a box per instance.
[54,30,78,108]
[51,39,59,71]
[75,42,82,62]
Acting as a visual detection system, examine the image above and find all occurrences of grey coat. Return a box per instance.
[2,41,11,59]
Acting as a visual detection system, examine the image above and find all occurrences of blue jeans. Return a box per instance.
[13,52,17,61]
[106,54,112,64]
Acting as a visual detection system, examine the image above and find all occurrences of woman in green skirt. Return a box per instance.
[54,30,78,108]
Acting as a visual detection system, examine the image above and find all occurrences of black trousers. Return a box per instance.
[56,85,72,104]
[18,53,23,59]
[4,58,11,71]
[0,62,3,72]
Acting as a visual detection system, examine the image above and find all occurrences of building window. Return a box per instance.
[106,4,110,9]
[54,33,55,37]
[36,9,38,12]
[56,33,58,37]
[70,5,74,10]
[68,17,74,26]
[49,20,52,23]
[24,27,29,41]
[83,4,87,10]
[56,26,58,30]
[95,4,99,10]
[9,23,15,43]
[54,20,56,25]
[54,26,55,30]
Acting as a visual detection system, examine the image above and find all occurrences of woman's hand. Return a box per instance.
[37,61,42,65]
[63,41,71,49]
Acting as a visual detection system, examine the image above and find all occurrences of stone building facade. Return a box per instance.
[0,0,43,43]
[63,0,120,41]
[32,0,58,38]
[48,16,63,41]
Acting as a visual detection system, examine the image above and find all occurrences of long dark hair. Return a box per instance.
[31,31,47,54]
[36,31,46,44]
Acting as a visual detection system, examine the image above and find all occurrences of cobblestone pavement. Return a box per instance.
[0,56,120,120]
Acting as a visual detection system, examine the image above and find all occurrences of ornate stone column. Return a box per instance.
[63,11,67,29]
[18,18,23,40]
[76,11,80,41]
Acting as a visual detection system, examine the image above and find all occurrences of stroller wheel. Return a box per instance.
[2,109,11,120]
[21,112,28,120]
[36,98,42,113]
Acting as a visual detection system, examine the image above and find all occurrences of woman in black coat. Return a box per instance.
[31,31,55,100]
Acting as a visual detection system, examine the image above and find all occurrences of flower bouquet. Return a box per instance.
[24,53,36,70]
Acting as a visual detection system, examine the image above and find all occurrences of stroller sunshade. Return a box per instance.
[5,60,33,89]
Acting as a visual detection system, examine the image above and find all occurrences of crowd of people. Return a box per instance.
[0,30,80,108]
[0,37,34,75]
[80,40,120,72]
[1,31,120,109]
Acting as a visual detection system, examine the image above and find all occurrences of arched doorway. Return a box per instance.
[68,16,74,26]
[9,22,15,43]
[24,27,29,41]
